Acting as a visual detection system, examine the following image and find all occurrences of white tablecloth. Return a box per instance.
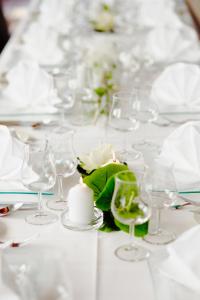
[0,1,199,299]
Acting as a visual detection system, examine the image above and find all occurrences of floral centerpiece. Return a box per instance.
[77,144,148,236]
[90,3,115,33]
[85,38,119,117]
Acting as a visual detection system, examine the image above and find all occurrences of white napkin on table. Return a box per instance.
[154,225,200,298]
[145,25,200,64]
[0,125,25,194]
[151,63,200,113]
[2,60,58,113]
[22,22,64,66]
[136,0,182,29]
[158,121,200,191]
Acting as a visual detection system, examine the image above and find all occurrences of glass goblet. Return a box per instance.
[21,140,58,225]
[111,170,151,262]
[70,89,98,126]
[108,91,140,161]
[53,68,76,124]
[47,126,77,211]
[144,161,177,245]
[131,85,158,153]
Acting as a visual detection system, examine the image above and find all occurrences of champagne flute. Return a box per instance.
[47,126,77,211]
[111,170,151,262]
[21,140,57,225]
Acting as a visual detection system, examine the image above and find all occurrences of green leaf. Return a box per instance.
[83,163,148,235]
[102,3,110,11]
[99,211,119,232]
[96,176,115,211]
[94,87,106,97]
[77,164,92,178]
[114,219,129,233]
[96,170,138,212]
[114,220,149,237]
[83,163,128,201]
[134,221,149,237]
[104,71,113,81]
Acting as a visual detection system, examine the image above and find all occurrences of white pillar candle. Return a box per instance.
[68,183,94,224]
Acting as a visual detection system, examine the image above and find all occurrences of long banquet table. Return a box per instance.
[0,1,199,300]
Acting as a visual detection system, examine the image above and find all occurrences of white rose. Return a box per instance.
[94,11,115,32]
[86,38,117,68]
[79,144,115,173]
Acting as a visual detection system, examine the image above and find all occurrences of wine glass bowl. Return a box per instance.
[109,92,139,131]
[111,170,151,262]
[144,161,177,245]
[108,91,140,160]
[53,68,76,125]
[132,85,159,153]
[21,140,58,225]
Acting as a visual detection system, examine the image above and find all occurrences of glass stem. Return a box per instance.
[38,191,43,214]
[149,207,161,235]
[129,221,135,247]
[60,109,65,126]
[57,175,64,202]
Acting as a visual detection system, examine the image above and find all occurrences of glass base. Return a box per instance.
[143,229,175,245]
[133,140,159,152]
[47,199,67,211]
[119,149,141,162]
[115,244,150,262]
[25,211,58,225]
[193,211,200,223]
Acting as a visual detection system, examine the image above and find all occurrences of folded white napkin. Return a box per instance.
[2,246,72,300]
[145,25,200,64]
[158,121,200,191]
[0,126,27,199]
[22,22,64,65]
[136,0,182,29]
[38,0,73,35]
[0,284,19,300]
[0,126,24,181]
[151,63,200,113]
[153,226,200,298]
[2,60,58,113]
[0,126,44,204]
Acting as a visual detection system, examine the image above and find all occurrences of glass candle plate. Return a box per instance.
[61,207,103,231]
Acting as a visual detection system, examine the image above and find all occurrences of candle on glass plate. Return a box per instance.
[68,180,94,225]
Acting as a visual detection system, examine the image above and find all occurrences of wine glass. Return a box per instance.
[21,140,57,225]
[53,68,76,124]
[108,91,141,161]
[47,126,77,211]
[70,89,98,126]
[143,161,177,245]
[132,85,159,153]
[111,170,151,262]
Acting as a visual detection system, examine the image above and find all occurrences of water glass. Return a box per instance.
[47,127,77,211]
[108,91,140,161]
[70,89,98,126]
[53,68,76,124]
[21,140,57,225]
[144,161,177,245]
